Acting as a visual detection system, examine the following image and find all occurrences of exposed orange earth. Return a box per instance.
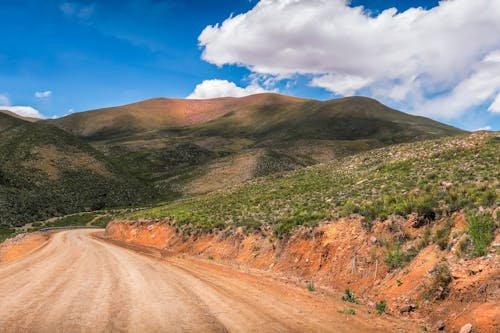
[105,213,499,333]
[0,229,420,332]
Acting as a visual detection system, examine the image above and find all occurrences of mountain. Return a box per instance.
[0,112,151,227]
[0,110,40,123]
[47,93,464,195]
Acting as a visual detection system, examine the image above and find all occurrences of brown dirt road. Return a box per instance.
[0,230,420,332]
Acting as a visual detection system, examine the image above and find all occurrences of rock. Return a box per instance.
[459,323,472,333]
[369,236,377,244]
[435,320,445,331]
[398,304,416,314]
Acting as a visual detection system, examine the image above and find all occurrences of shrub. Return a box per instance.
[425,263,451,300]
[418,227,431,249]
[307,282,315,292]
[384,241,405,270]
[338,308,356,315]
[376,300,387,315]
[467,212,495,257]
[434,219,453,250]
[455,234,472,258]
[342,289,359,304]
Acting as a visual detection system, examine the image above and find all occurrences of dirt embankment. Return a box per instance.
[0,232,49,263]
[106,214,499,333]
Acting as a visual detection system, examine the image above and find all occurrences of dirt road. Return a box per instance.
[0,230,419,332]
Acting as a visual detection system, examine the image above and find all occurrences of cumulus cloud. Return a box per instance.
[0,106,44,119]
[187,79,272,99]
[198,0,500,118]
[35,90,52,98]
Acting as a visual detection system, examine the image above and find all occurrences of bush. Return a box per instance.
[338,308,356,315]
[434,219,453,250]
[376,300,387,315]
[307,282,315,292]
[341,289,359,304]
[467,212,495,256]
[425,263,451,300]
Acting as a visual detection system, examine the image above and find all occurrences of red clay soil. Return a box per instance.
[0,232,49,263]
[106,213,500,333]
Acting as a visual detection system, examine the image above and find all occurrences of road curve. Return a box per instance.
[0,230,417,332]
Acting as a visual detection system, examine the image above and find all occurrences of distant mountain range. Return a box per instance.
[0,94,464,226]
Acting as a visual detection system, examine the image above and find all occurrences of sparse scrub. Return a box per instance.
[307,282,315,292]
[434,219,453,250]
[467,212,495,257]
[425,263,452,300]
[122,133,499,237]
[338,308,356,315]
[375,300,387,315]
[342,289,359,304]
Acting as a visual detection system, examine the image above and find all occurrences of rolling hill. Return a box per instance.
[47,93,464,196]
[0,112,151,227]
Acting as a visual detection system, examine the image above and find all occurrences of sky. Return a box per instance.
[1,0,499,131]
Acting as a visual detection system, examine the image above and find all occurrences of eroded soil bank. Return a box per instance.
[0,232,50,263]
[106,213,499,333]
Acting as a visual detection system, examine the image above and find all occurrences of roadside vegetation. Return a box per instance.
[123,133,498,242]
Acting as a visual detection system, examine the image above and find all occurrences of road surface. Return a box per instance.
[0,230,417,332]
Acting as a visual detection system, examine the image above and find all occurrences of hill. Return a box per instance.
[123,131,498,235]
[108,132,499,333]
[0,110,40,123]
[47,93,464,196]
[0,112,151,227]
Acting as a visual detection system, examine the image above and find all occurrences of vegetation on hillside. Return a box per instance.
[46,94,464,196]
[0,113,152,227]
[123,133,498,242]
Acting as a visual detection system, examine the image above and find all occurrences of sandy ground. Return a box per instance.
[0,230,420,333]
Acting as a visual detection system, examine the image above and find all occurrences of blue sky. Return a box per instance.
[1,0,499,131]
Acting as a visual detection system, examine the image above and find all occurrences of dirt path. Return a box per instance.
[0,230,419,332]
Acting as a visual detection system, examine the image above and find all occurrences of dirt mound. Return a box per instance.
[0,232,49,263]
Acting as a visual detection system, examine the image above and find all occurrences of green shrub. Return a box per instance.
[376,300,387,315]
[467,212,495,256]
[425,263,451,300]
[338,308,356,315]
[307,282,315,292]
[342,289,359,304]
[434,219,453,250]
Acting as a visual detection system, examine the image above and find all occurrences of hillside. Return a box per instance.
[0,112,151,227]
[109,131,499,332]
[47,93,464,196]
[123,131,498,235]
[0,110,40,123]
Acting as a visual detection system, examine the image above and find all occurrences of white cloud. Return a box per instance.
[415,51,500,119]
[310,74,373,96]
[488,93,500,113]
[0,106,44,119]
[474,126,491,131]
[198,0,500,118]
[35,90,52,98]
[187,79,273,99]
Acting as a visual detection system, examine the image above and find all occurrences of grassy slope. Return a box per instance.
[0,112,152,227]
[124,132,499,236]
[46,94,464,195]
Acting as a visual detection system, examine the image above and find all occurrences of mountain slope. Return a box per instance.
[0,112,151,227]
[0,110,40,123]
[46,94,464,196]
